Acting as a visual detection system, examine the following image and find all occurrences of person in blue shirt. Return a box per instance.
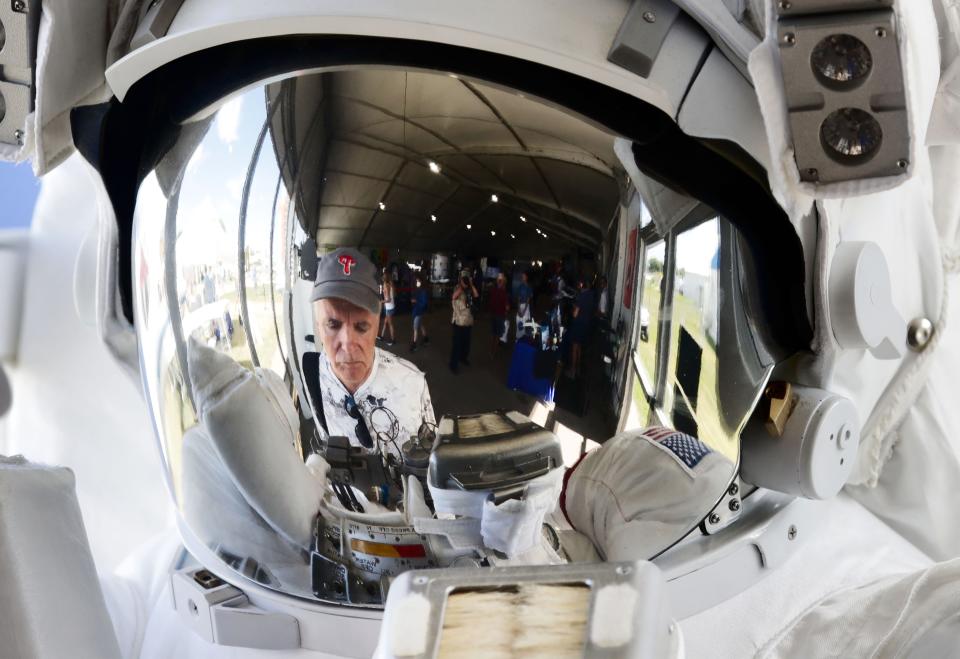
[515,271,533,339]
[410,274,430,352]
[568,277,596,377]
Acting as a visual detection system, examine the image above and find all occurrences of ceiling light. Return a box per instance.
[431,214,437,222]
[490,230,496,236]
[510,234,516,239]
[520,216,526,222]
[428,161,441,174]
[378,202,386,211]
[490,194,499,203]
[466,224,472,230]
[542,233,548,239]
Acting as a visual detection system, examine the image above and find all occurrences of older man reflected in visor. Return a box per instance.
[310,247,435,452]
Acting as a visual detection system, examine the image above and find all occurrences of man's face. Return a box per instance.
[313,298,377,393]
[497,275,505,288]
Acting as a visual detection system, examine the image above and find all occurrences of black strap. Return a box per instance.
[301,351,329,435]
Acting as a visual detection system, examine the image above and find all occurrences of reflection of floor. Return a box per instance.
[381,306,617,444]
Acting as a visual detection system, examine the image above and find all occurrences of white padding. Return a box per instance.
[428,480,489,518]
[480,468,564,556]
[0,456,122,659]
[590,583,638,649]
[388,593,432,657]
[428,468,564,556]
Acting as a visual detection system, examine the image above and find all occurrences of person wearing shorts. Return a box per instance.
[378,266,396,346]
[411,275,430,352]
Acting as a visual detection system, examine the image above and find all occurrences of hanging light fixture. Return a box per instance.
[378,202,386,211]
[428,161,441,174]
[431,214,437,222]
[490,194,499,203]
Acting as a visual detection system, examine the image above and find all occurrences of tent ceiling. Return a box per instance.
[270,68,622,256]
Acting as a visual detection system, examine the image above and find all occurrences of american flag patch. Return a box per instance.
[643,426,711,469]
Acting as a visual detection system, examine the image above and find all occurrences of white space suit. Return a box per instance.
[3,1,960,657]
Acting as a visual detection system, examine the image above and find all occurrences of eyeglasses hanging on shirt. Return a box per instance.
[344,395,374,448]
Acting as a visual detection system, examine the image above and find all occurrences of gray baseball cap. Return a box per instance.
[311,247,381,315]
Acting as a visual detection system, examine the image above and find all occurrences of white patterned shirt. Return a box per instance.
[315,347,435,453]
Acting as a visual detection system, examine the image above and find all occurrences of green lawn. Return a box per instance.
[628,376,652,430]
[635,276,661,380]
[666,293,736,462]
[631,277,737,462]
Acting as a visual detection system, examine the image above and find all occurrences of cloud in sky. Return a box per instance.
[216,96,244,148]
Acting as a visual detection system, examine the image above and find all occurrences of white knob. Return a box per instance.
[829,241,904,360]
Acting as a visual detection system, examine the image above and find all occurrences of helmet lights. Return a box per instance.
[776,0,908,184]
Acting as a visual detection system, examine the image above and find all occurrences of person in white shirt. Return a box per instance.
[596,275,609,319]
[311,248,435,453]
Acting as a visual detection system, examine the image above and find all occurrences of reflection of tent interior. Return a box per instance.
[270,68,627,443]
[270,69,618,256]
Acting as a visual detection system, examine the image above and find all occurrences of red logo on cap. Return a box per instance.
[338,254,357,276]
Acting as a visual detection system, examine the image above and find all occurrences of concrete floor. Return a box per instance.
[379,305,617,443]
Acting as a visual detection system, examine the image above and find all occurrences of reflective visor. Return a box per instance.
[120,59,801,605]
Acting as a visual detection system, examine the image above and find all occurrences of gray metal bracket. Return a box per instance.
[608,0,682,79]
[777,1,894,18]
[129,0,187,52]
[0,0,39,146]
[171,566,301,651]
[776,2,908,184]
